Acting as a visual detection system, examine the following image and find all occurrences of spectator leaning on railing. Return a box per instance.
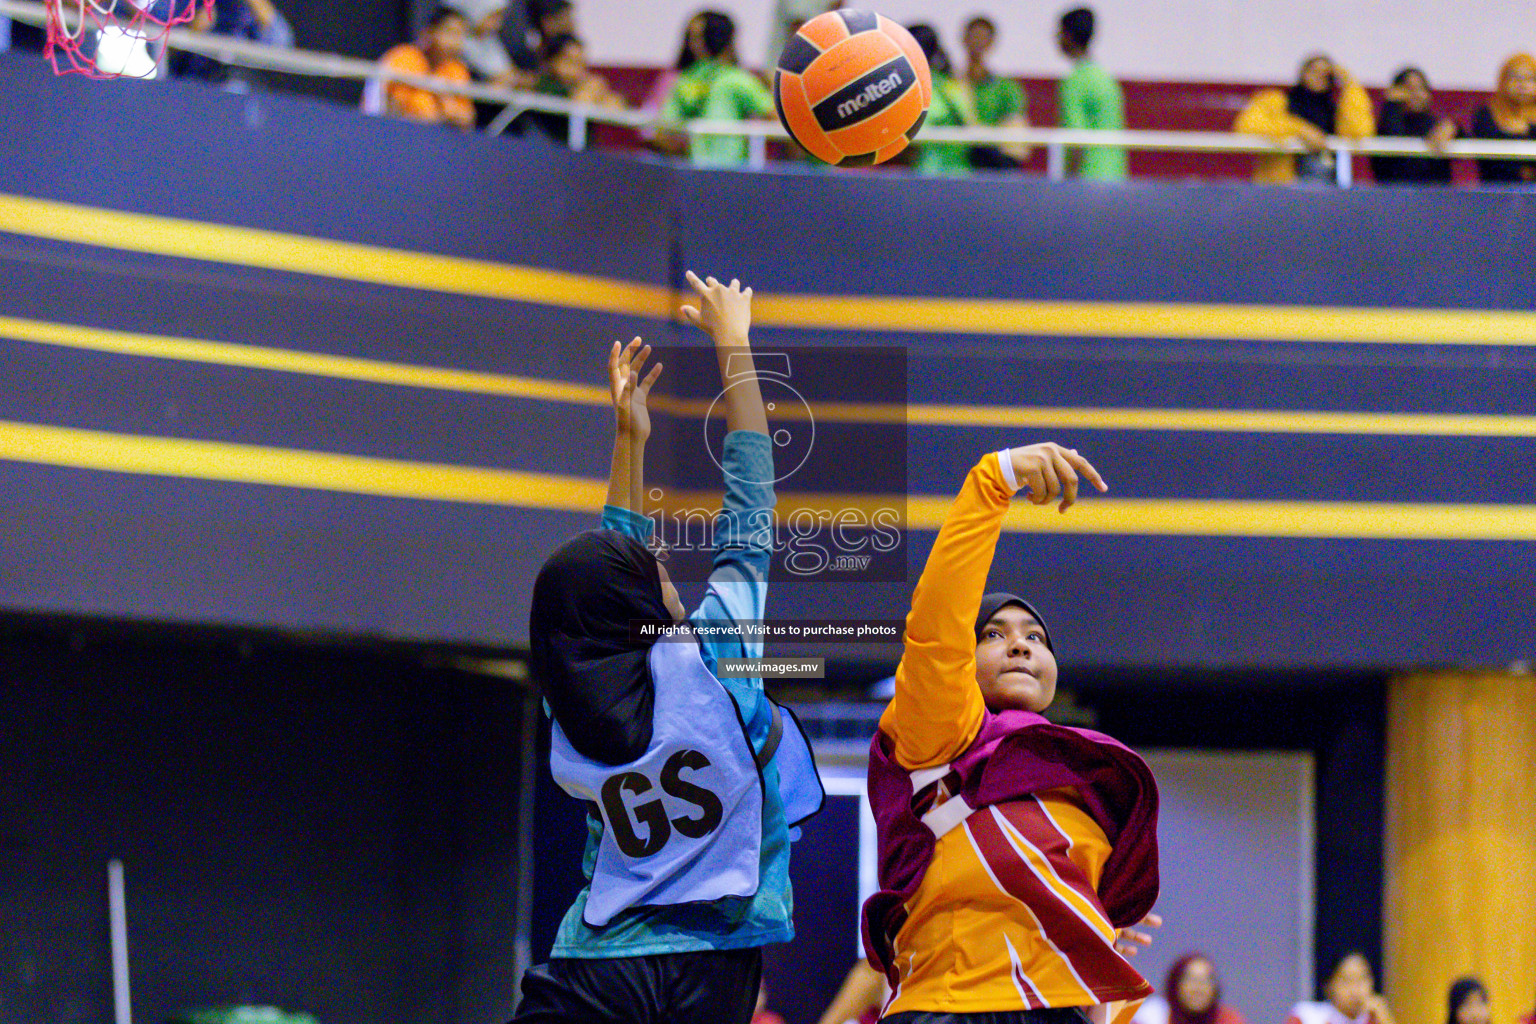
[522,32,626,142]
[960,15,1030,169]
[521,0,573,66]
[1285,952,1396,1024]
[1235,54,1374,184]
[1371,66,1459,185]
[445,0,522,89]
[654,12,774,167]
[906,23,975,176]
[1470,53,1536,184]
[377,6,475,131]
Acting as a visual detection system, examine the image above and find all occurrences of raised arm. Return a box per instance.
[681,272,774,659]
[880,443,1106,769]
[604,336,662,516]
[683,270,768,436]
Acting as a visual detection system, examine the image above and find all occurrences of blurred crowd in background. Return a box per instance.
[360,0,1536,184]
[796,952,1535,1024]
[2,0,1535,183]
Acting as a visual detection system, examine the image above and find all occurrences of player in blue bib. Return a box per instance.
[516,272,823,1024]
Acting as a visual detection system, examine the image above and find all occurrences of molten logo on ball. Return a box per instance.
[774,8,932,166]
[836,69,905,119]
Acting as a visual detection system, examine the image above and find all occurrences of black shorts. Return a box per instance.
[509,948,763,1024]
[884,1008,1094,1024]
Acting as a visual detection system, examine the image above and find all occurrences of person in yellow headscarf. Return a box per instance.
[1470,54,1536,184]
[1234,54,1374,184]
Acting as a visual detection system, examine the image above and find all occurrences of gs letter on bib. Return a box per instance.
[600,750,726,857]
[549,632,767,927]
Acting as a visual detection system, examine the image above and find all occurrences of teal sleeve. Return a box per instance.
[601,504,655,543]
[703,70,772,121]
[744,73,775,118]
[691,430,774,668]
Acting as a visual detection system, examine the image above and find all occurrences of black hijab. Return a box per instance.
[974,592,1054,650]
[529,529,673,765]
[1447,978,1488,1024]
[1288,58,1338,133]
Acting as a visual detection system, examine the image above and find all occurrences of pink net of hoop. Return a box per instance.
[45,0,212,79]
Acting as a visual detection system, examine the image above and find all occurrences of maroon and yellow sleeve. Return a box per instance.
[880,451,1020,769]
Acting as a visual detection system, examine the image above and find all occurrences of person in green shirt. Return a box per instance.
[656,12,774,167]
[1055,6,1127,181]
[961,15,1030,169]
[907,23,974,177]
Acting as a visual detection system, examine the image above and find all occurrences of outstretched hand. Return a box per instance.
[1114,912,1162,958]
[681,270,753,344]
[609,337,662,441]
[1007,442,1108,512]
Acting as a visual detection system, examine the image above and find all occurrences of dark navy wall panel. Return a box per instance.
[2,53,1535,665]
[676,164,1536,309]
[0,460,587,645]
[0,55,674,285]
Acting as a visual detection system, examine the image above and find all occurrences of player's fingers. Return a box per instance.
[639,361,663,392]
[681,305,700,325]
[620,335,643,367]
[685,269,707,295]
[608,338,622,371]
[1035,454,1061,505]
[1063,447,1108,493]
[1022,465,1048,505]
[1142,912,1164,928]
[706,276,720,290]
[632,342,652,373]
[743,286,754,299]
[1051,448,1080,512]
[730,277,740,291]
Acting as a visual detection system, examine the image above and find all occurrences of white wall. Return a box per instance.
[1135,750,1315,1024]
[576,0,1527,90]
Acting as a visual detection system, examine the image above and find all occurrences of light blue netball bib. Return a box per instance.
[550,631,765,928]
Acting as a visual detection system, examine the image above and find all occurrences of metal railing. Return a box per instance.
[5,0,1536,184]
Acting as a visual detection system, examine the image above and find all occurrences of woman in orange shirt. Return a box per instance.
[378,6,475,130]
[1234,55,1374,184]
[863,442,1161,1024]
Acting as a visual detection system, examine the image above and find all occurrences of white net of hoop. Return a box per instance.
[45,0,211,79]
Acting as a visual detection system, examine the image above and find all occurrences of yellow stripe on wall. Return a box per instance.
[5,420,1536,541]
[750,293,1536,345]
[0,419,605,510]
[0,194,675,319]
[0,314,611,406]
[658,489,1536,540]
[7,314,1536,439]
[6,192,1536,346]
